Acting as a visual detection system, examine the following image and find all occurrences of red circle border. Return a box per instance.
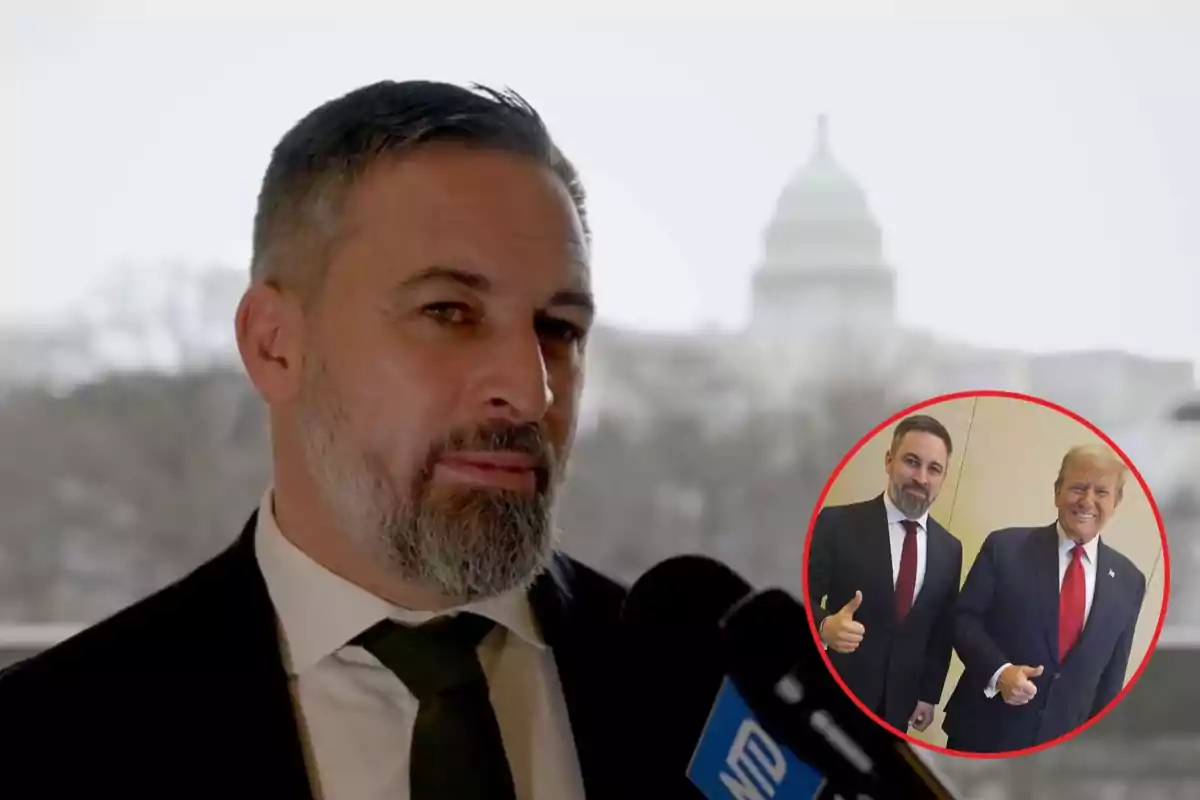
[799,388,1173,760]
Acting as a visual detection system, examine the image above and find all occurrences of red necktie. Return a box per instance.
[1059,545,1087,660]
[895,519,918,621]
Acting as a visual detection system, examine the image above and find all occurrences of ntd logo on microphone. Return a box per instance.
[688,678,825,799]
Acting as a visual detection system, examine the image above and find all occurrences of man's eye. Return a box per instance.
[538,318,586,343]
[422,302,472,324]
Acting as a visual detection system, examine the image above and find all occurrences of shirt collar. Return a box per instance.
[882,489,929,532]
[253,487,546,675]
[1056,521,1100,564]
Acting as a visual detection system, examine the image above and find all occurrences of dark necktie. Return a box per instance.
[1059,545,1087,660]
[352,613,517,800]
[894,519,919,622]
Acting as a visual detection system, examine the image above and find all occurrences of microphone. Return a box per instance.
[618,554,757,794]
[619,555,960,800]
[706,587,959,799]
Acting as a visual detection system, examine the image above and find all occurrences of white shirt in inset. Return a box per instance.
[882,489,930,599]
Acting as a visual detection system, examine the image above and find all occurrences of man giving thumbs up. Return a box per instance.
[805,415,963,735]
[943,445,1147,754]
[995,664,1044,705]
[819,590,866,653]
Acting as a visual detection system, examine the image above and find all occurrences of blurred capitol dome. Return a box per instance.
[748,115,898,361]
[767,114,880,234]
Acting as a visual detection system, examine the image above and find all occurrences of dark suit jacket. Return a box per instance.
[806,495,963,729]
[944,523,1147,753]
[0,511,629,799]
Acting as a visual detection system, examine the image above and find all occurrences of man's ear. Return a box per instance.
[235,281,306,406]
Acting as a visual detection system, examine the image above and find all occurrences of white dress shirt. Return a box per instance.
[252,488,587,800]
[984,523,1100,698]
[882,490,930,599]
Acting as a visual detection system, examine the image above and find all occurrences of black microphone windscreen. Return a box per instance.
[617,555,756,797]
[621,554,754,635]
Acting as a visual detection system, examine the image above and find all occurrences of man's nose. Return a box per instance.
[481,330,553,423]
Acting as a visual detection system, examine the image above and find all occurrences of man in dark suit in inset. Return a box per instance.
[0,81,628,799]
[807,414,964,734]
[944,444,1148,754]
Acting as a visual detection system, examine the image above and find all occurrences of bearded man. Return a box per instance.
[0,81,628,800]
[806,414,964,735]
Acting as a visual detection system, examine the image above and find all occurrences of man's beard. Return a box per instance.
[294,360,560,602]
[890,479,933,519]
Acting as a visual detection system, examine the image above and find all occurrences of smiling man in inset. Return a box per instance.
[807,414,964,735]
[944,443,1148,754]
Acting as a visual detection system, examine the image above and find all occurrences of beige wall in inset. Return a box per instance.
[813,395,1165,750]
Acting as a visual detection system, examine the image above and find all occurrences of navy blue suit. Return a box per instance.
[807,495,963,731]
[944,523,1147,753]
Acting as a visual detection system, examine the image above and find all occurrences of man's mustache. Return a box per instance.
[436,423,555,472]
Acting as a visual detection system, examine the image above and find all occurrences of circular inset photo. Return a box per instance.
[801,390,1169,758]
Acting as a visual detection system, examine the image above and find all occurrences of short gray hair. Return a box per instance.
[250,80,589,303]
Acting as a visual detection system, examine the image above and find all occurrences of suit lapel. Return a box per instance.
[864,495,899,628]
[197,514,315,798]
[528,553,619,800]
[1074,538,1122,653]
[1030,524,1063,664]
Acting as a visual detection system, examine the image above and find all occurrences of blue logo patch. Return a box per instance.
[687,677,828,799]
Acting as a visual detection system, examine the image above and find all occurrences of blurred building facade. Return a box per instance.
[582,115,1196,435]
[579,117,1198,560]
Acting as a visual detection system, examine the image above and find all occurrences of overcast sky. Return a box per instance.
[3,2,1198,370]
